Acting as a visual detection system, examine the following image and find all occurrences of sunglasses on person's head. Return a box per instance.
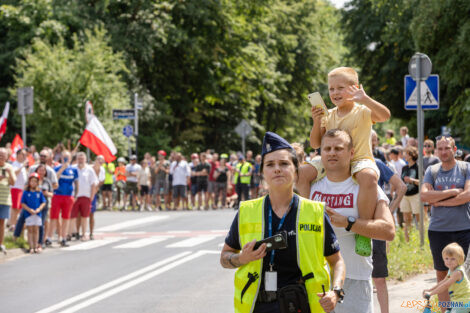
[435,135,452,141]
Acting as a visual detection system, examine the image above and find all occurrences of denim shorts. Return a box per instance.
[0,204,10,219]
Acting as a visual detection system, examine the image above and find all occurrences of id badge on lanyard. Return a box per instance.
[264,197,293,291]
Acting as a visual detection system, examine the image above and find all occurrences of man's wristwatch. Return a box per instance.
[333,286,345,303]
[345,216,356,232]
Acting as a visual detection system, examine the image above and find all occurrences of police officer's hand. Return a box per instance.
[325,206,347,228]
[317,290,338,313]
[239,239,266,265]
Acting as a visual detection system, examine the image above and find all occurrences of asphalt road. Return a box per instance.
[0,210,238,313]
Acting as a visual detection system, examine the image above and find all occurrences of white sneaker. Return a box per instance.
[0,245,6,254]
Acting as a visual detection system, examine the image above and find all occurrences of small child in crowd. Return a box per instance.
[423,243,470,313]
[309,66,391,224]
[21,173,47,253]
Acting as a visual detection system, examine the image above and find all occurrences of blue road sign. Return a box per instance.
[123,125,133,137]
[113,109,135,120]
[404,75,439,110]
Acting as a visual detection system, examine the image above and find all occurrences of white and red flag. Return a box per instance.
[0,102,10,141]
[9,134,23,162]
[79,116,117,162]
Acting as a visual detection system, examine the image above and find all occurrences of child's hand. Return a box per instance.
[346,84,369,103]
[311,107,324,122]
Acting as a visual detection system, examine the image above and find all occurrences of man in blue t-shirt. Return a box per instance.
[50,151,79,247]
[421,136,470,309]
[373,158,406,313]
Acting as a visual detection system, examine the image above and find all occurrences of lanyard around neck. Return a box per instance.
[267,196,294,267]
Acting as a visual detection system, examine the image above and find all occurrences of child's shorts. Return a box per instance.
[25,214,42,226]
[307,158,379,182]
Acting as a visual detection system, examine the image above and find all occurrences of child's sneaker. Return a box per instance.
[0,244,6,254]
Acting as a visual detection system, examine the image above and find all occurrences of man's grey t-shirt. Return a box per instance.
[424,163,470,231]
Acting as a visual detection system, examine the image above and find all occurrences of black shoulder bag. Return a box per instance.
[278,273,314,313]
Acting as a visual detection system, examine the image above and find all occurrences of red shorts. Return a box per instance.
[71,197,91,218]
[50,195,74,220]
[11,188,23,210]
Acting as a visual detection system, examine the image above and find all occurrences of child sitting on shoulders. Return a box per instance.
[423,242,470,313]
[21,173,47,253]
[309,67,390,222]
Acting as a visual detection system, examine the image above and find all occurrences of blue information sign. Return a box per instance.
[404,75,439,110]
[123,125,133,137]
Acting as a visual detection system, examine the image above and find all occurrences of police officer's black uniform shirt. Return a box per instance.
[225,194,340,290]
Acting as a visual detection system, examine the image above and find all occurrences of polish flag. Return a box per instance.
[79,116,117,162]
[0,102,10,141]
[9,134,23,162]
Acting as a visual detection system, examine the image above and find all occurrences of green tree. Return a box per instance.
[411,0,470,144]
[12,28,130,153]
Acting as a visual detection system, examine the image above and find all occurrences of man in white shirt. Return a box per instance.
[70,152,98,240]
[389,148,406,177]
[297,129,395,313]
[170,153,190,210]
[124,155,141,211]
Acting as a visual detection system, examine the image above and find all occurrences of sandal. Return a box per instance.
[29,249,34,254]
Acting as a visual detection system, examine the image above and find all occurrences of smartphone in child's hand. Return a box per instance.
[308,92,328,116]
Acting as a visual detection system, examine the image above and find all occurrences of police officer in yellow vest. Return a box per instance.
[221,132,346,313]
[234,155,253,207]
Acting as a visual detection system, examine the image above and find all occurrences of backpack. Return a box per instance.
[430,160,468,183]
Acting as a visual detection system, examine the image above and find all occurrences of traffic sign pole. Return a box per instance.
[416,55,425,247]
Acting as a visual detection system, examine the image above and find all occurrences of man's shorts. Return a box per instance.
[140,185,149,196]
[91,195,98,213]
[308,158,379,183]
[0,204,10,219]
[10,188,23,210]
[429,229,470,271]
[125,181,138,194]
[71,197,91,218]
[173,185,186,198]
[400,193,420,214]
[372,239,388,278]
[25,214,42,226]
[101,184,112,192]
[208,180,216,193]
[154,179,168,195]
[50,195,74,220]
[197,180,208,193]
[190,184,198,196]
[333,278,373,313]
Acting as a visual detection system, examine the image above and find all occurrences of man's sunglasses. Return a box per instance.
[435,135,452,141]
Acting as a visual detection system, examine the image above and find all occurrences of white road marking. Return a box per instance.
[47,250,219,313]
[121,231,146,235]
[35,252,191,313]
[95,215,169,232]
[167,230,190,234]
[63,237,126,251]
[113,237,173,249]
[166,236,218,248]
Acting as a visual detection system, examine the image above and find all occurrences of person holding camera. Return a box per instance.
[220,132,345,313]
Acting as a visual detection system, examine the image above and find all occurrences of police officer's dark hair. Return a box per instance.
[260,149,299,178]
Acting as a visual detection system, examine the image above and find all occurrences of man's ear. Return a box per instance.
[350,148,354,159]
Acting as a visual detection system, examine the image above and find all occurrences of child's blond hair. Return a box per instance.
[328,67,359,86]
[442,242,466,265]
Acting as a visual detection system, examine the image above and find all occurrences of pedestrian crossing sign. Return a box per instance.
[404,74,439,110]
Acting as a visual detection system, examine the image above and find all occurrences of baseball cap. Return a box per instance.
[130,155,137,160]
[29,173,40,181]
[158,150,167,157]
[191,153,198,159]
[220,153,228,159]
[117,157,127,163]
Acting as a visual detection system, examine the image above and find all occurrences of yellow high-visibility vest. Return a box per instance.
[233,162,252,185]
[234,195,329,313]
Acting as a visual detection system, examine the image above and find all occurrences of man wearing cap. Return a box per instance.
[154,151,170,210]
[297,129,395,313]
[233,155,252,208]
[124,155,141,211]
[389,148,406,177]
[114,157,127,209]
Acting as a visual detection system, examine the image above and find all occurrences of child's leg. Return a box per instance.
[27,226,34,252]
[32,226,39,250]
[355,168,378,220]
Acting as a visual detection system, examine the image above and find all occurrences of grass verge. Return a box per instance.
[3,234,29,250]
[388,224,434,281]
